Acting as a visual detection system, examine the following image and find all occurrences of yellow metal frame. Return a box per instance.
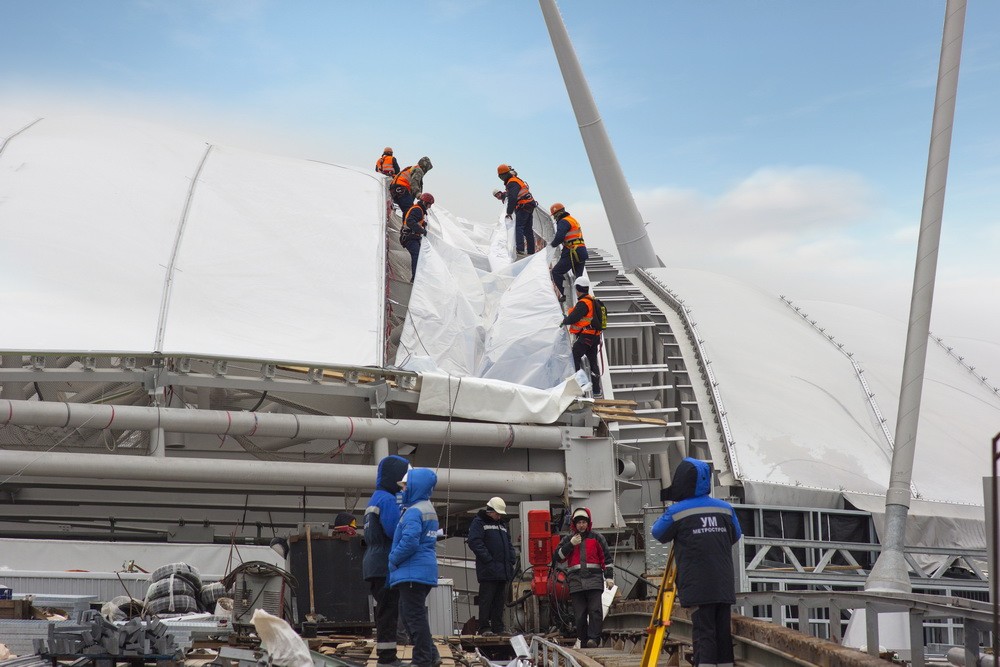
[640,547,677,667]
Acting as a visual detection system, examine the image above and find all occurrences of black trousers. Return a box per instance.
[550,246,588,298]
[571,588,603,644]
[690,603,734,666]
[477,579,507,633]
[397,582,439,667]
[571,334,602,394]
[514,206,535,254]
[403,237,421,281]
[369,578,399,664]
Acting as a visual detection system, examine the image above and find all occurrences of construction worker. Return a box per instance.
[652,458,743,667]
[553,507,614,648]
[390,156,433,213]
[389,468,441,667]
[560,276,603,397]
[497,164,537,256]
[363,455,410,667]
[548,203,589,302]
[376,147,400,177]
[466,497,517,637]
[400,193,434,282]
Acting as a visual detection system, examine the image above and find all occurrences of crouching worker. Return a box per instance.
[389,468,441,667]
[554,507,614,649]
[651,458,742,667]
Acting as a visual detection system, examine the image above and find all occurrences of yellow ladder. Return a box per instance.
[640,547,677,667]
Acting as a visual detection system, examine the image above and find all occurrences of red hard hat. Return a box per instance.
[419,193,435,206]
[549,202,565,216]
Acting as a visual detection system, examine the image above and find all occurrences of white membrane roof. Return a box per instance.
[0,112,386,365]
[648,268,997,509]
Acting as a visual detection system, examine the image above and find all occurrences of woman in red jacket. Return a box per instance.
[554,507,615,648]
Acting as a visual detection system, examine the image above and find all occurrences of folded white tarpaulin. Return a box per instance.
[417,371,584,424]
[396,208,576,396]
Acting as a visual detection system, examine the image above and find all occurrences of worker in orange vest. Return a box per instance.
[497,164,537,256]
[548,203,589,302]
[376,147,400,177]
[400,193,435,282]
[560,277,603,397]
[391,157,432,214]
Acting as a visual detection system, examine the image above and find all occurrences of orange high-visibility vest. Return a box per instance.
[392,166,415,189]
[570,295,600,336]
[507,176,534,208]
[561,214,585,248]
[376,155,396,175]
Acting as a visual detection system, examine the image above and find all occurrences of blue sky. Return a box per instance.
[3,1,999,363]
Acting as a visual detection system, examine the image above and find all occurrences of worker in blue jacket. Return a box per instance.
[389,468,440,667]
[363,455,410,667]
[651,458,742,667]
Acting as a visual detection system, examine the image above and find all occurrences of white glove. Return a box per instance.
[604,578,615,590]
[570,533,582,546]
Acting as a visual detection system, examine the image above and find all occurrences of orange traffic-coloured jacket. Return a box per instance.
[504,175,534,214]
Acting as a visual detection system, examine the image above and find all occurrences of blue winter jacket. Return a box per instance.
[388,468,439,588]
[362,455,409,581]
[651,457,742,606]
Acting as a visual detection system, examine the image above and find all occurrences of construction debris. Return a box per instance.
[32,610,182,661]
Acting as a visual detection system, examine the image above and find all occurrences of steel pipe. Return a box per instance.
[0,399,565,450]
[0,450,566,495]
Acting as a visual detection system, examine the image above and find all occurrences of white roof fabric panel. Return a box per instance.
[0,113,385,366]
[647,268,997,508]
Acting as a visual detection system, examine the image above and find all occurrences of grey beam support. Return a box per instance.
[0,450,566,496]
[0,399,565,450]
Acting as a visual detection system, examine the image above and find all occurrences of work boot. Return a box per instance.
[585,639,598,648]
[480,630,495,637]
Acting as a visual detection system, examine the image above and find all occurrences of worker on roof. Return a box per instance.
[553,507,614,649]
[390,156,433,214]
[547,203,589,303]
[363,455,410,667]
[560,276,603,398]
[497,164,537,256]
[399,193,434,282]
[389,467,441,667]
[376,147,400,177]
[466,497,517,637]
[652,458,743,667]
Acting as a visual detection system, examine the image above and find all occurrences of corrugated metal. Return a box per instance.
[427,579,454,636]
[0,571,148,602]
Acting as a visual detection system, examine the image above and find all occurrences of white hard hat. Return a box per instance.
[486,497,507,515]
[574,276,590,289]
[399,470,409,489]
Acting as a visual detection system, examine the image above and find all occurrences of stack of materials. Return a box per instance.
[142,563,229,616]
[33,610,181,659]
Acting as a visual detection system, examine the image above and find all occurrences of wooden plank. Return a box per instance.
[594,398,638,407]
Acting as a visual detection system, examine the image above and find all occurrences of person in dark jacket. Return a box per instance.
[547,203,589,302]
[400,192,434,282]
[389,468,441,667]
[554,507,614,648]
[651,458,742,667]
[560,276,602,397]
[497,164,537,256]
[466,497,517,636]
[363,455,409,667]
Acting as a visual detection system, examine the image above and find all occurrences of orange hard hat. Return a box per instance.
[497,164,512,176]
[383,147,393,155]
[549,202,565,216]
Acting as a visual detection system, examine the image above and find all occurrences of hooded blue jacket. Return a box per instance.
[362,455,409,580]
[388,468,439,588]
[651,457,742,606]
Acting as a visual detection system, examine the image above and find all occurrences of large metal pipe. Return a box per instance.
[539,0,659,271]
[867,0,967,594]
[0,399,565,450]
[0,449,566,495]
